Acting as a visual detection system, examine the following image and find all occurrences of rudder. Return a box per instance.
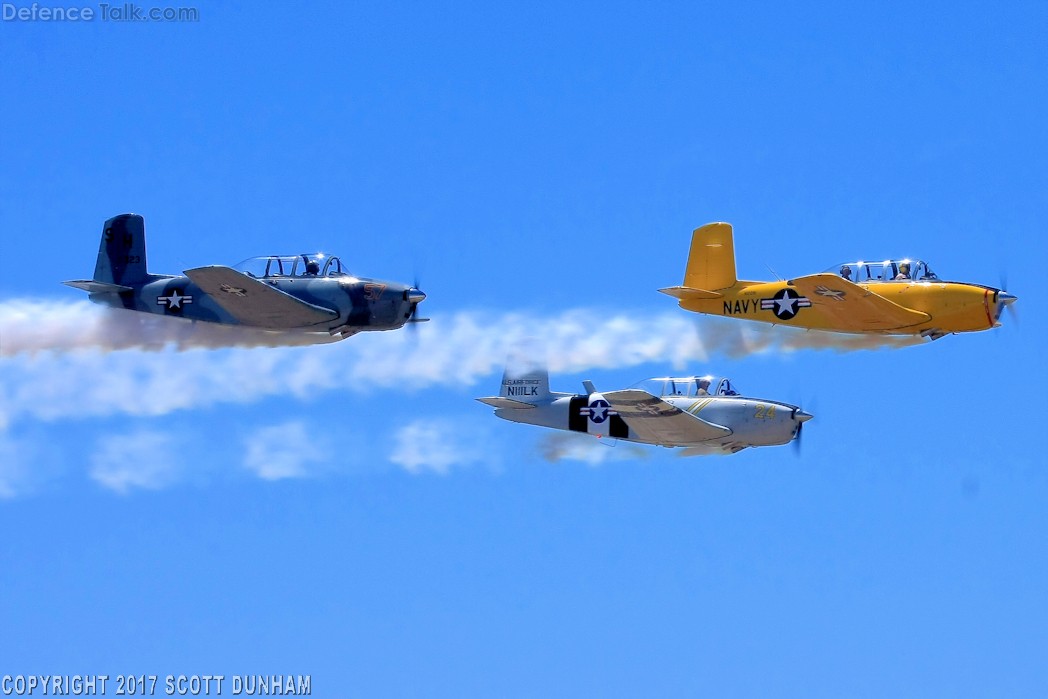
[94,213,149,286]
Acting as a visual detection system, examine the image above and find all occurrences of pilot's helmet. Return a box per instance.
[840,265,852,277]
[305,259,320,275]
[899,262,910,276]
[698,378,711,389]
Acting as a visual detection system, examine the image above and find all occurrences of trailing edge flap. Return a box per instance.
[602,390,732,445]
[185,266,338,329]
[63,280,133,294]
[476,397,537,410]
[657,286,724,300]
[788,273,931,330]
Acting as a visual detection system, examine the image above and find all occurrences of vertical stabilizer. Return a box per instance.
[94,213,149,286]
[499,360,551,403]
[682,222,737,291]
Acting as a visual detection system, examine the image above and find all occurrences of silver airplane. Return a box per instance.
[64,213,427,340]
[478,365,813,455]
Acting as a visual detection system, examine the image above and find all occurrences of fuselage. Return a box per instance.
[495,391,805,450]
[85,272,419,336]
[680,278,1010,335]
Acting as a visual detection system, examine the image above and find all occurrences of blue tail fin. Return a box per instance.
[94,213,148,285]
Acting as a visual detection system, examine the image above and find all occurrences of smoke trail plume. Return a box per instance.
[539,432,650,465]
[1,300,339,356]
[0,298,926,429]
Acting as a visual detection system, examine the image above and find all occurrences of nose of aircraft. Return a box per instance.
[994,290,1017,323]
[792,408,814,423]
[790,407,812,454]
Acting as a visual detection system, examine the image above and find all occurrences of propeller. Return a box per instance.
[997,272,1018,325]
[403,276,428,338]
[408,276,426,312]
[791,405,813,456]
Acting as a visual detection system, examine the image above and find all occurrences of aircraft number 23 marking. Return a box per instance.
[754,404,776,419]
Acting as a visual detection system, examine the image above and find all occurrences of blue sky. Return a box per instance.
[1,1,1045,696]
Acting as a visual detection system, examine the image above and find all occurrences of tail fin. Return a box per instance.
[476,361,552,410]
[659,222,738,301]
[498,361,551,403]
[682,222,737,291]
[93,213,149,286]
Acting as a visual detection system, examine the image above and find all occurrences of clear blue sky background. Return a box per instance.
[1,1,1045,696]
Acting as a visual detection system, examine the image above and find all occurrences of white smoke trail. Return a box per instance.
[538,432,650,465]
[0,299,926,429]
[0,300,340,356]
[0,299,930,496]
[695,315,928,356]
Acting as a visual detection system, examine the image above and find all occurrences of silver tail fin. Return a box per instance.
[498,361,551,403]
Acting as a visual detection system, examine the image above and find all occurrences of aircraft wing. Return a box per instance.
[601,390,731,445]
[184,266,338,329]
[788,273,931,330]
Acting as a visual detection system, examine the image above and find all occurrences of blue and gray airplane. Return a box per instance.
[64,213,427,340]
[478,364,812,455]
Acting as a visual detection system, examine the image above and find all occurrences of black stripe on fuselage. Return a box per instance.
[568,396,588,433]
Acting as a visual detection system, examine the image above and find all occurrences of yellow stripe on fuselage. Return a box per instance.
[687,398,713,415]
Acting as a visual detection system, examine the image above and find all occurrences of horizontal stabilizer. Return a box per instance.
[63,279,133,294]
[476,397,537,410]
[185,266,338,329]
[658,286,724,300]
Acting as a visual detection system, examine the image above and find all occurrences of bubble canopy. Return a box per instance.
[630,376,739,398]
[828,259,939,283]
[233,253,349,278]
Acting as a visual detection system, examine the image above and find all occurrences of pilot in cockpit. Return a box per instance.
[895,262,911,280]
[305,259,320,276]
[697,378,711,396]
[840,265,852,280]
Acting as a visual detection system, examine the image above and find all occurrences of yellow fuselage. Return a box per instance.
[680,280,1000,335]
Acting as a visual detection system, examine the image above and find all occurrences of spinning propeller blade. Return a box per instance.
[791,405,813,456]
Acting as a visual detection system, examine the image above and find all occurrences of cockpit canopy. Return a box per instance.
[234,253,348,278]
[829,259,939,283]
[633,376,739,398]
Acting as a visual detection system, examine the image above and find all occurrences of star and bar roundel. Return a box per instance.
[156,287,194,314]
[760,288,812,320]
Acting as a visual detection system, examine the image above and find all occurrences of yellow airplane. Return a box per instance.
[660,222,1017,340]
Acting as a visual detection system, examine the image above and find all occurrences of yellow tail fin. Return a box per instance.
[682,222,737,291]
